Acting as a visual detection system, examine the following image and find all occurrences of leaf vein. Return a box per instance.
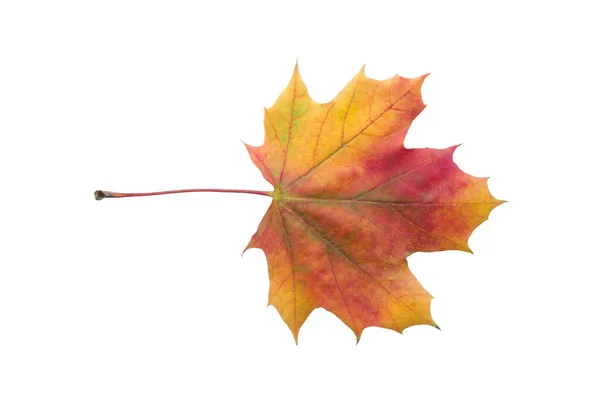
[282,204,434,324]
[283,81,419,192]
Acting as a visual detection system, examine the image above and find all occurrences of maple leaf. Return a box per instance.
[243,64,503,343]
[96,63,503,344]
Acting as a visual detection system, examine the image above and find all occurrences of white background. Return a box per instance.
[1,1,598,399]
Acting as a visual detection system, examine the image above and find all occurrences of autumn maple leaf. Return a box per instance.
[96,63,503,344]
[243,64,503,342]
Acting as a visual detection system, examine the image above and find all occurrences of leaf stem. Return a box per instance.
[94,188,272,201]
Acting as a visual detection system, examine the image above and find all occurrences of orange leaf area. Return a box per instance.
[245,64,503,343]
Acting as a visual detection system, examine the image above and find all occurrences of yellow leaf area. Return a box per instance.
[245,64,503,343]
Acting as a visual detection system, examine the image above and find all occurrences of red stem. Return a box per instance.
[95,188,272,200]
